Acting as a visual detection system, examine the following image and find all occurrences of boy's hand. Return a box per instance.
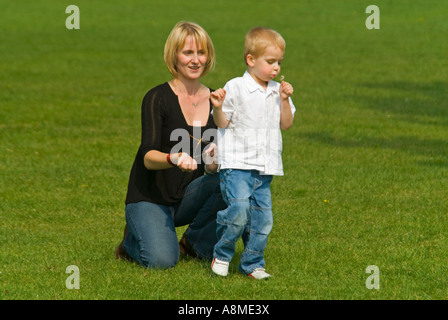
[280,81,293,100]
[203,143,218,165]
[210,89,226,108]
[211,88,229,128]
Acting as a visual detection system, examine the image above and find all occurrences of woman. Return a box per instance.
[115,21,226,269]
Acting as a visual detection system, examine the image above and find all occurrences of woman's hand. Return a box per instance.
[174,152,198,172]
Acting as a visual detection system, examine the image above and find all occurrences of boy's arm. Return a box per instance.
[210,89,229,128]
[279,81,294,130]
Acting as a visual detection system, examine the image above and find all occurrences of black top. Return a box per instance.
[125,82,217,206]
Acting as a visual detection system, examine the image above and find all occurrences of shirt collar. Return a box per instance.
[243,71,279,95]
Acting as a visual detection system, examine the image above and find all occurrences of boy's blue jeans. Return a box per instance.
[123,173,226,269]
[213,169,273,275]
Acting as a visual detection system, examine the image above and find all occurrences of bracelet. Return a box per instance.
[167,152,182,167]
[167,153,176,167]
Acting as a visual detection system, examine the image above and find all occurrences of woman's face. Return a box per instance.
[176,35,207,80]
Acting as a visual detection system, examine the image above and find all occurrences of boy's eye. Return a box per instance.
[267,59,282,65]
[266,59,283,66]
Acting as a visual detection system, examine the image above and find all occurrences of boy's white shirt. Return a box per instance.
[216,71,296,176]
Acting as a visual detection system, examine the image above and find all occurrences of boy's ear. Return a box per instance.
[246,54,255,67]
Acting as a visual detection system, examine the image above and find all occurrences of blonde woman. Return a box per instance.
[115,21,225,269]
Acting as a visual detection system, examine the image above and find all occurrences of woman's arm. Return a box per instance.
[140,86,198,173]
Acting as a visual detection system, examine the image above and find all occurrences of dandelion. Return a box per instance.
[280,75,284,82]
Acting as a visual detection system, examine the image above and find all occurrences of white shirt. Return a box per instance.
[216,71,296,176]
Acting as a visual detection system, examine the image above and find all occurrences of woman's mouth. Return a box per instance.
[189,65,201,71]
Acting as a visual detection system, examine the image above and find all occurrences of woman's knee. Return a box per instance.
[124,202,180,269]
[139,248,179,269]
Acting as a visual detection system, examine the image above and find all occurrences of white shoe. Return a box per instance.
[211,258,229,276]
[248,268,271,280]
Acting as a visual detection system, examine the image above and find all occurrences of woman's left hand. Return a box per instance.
[176,153,198,172]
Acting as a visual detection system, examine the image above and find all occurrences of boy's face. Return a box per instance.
[247,45,284,88]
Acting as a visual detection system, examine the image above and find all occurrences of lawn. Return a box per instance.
[1,0,447,301]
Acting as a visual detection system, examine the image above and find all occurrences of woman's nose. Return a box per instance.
[191,53,199,63]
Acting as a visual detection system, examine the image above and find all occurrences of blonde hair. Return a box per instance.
[164,21,215,78]
[244,27,285,65]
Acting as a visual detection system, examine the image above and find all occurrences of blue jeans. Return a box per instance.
[213,169,273,275]
[123,173,226,269]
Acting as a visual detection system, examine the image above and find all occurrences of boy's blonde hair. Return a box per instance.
[244,27,285,65]
[164,21,216,78]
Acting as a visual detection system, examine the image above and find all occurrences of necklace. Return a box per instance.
[173,80,201,107]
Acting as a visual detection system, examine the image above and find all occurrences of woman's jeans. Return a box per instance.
[123,173,226,269]
[213,169,273,275]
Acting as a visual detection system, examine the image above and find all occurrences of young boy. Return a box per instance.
[210,27,295,279]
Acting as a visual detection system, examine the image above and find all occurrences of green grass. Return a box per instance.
[1,0,447,300]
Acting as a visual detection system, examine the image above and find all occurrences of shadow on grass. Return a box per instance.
[302,131,448,167]
[356,81,448,127]
[300,81,448,167]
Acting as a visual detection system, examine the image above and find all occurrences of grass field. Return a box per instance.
[1,0,447,300]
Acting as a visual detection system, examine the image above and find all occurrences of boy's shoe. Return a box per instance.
[211,258,229,276]
[248,268,271,280]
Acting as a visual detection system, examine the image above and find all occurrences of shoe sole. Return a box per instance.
[248,273,271,280]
